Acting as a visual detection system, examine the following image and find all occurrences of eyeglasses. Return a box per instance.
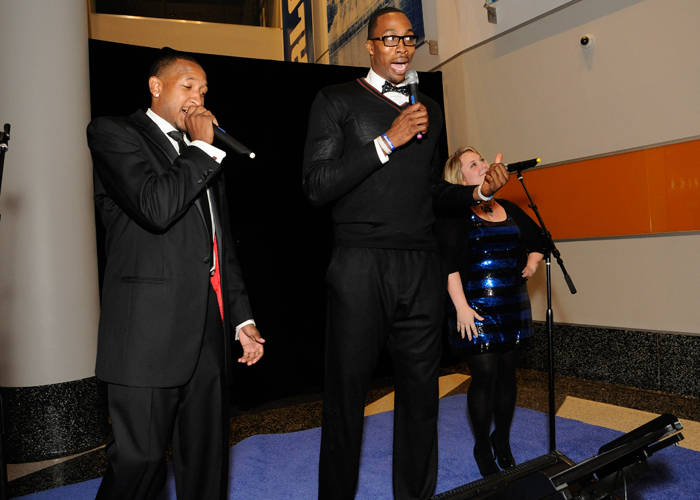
[368,35,418,47]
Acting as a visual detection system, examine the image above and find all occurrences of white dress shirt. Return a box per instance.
[364,68,410,164]
[146,108,254,337]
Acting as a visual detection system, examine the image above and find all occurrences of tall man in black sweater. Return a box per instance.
[303,7,509,500]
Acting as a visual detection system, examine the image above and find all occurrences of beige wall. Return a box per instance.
[438,0,700,163]
[89,13,284,61]
[434,0,700,334]
[414,0,576,71]
[527,234,700,334]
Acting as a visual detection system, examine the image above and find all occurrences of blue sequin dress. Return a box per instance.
[437,200,546,354]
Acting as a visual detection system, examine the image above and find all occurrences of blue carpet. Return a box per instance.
[17,395,699,499]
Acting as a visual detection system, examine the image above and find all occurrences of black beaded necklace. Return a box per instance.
[477,200,494,214]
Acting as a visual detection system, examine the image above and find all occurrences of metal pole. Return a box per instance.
[514,168,576,454]
[546,256,556,452]
[0,123,11,499]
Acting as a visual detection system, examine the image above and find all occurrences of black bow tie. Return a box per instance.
[381,81,410,96]
[167,130,188,152]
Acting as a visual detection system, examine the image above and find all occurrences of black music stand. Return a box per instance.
[547,413,684,499]
[432,413,685,499]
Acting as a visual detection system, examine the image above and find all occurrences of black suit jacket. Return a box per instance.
[88,110,252,388]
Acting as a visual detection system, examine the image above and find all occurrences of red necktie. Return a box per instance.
[169,131,224,321]
[209,235,224,322]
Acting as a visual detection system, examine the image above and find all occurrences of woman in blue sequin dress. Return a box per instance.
[436,146,546,477]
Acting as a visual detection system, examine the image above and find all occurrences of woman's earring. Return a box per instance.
[154,93,160,98]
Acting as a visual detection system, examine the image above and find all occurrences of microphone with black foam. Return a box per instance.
[506,157,540,173]
[404,70,422,139]
[213,124,255,159]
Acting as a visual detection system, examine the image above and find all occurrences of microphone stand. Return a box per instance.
[0,122,10,500]
[0,123,9,222]
[515,167,576,453]
[0,393,5,500]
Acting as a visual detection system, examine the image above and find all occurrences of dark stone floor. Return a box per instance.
[7,365,698,498]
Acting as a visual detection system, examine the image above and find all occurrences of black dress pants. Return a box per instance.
[318,247,444,500]
[96,286,229,500]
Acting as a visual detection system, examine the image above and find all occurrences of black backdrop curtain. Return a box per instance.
[88,39,449,408]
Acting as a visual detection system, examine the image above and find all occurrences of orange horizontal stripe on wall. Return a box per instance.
[497,138,700,239]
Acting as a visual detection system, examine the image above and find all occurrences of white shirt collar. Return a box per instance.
[146,108,191,151]
[365,68,409,105]
[145,107,227,168]
[146,108,184,138]
[145,109,218,270]
[365,68,408,92]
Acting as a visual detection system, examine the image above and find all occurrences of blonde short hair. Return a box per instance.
[443,146,483,185]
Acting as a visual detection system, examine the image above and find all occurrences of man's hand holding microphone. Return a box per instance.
[476,153,509,201]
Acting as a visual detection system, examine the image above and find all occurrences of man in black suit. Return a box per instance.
[303,8,508,499]
[87,49,265,500]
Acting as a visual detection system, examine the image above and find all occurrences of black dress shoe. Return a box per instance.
[490,431,516,469]
[473,443,500,477]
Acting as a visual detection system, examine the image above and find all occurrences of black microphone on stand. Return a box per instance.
[506,157,540,173]
[405,70,422,139]
[213,124,255,159]
[0,123,10,151]
[0,123,10,203]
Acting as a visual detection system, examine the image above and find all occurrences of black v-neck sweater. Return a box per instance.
[303,78,452,250]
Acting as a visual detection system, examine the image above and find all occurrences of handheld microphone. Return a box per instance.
[405,70,422,139]
[0,123,10,151]
[213,125,255,159]
[506,157,540,173]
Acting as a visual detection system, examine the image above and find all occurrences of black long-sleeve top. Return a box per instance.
[303,78,476,250]
[435,199,548,276]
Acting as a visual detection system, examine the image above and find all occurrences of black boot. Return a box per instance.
[473,442,500,477]
[490,431,516,469]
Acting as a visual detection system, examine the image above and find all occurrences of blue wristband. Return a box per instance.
[381,134,395,152]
